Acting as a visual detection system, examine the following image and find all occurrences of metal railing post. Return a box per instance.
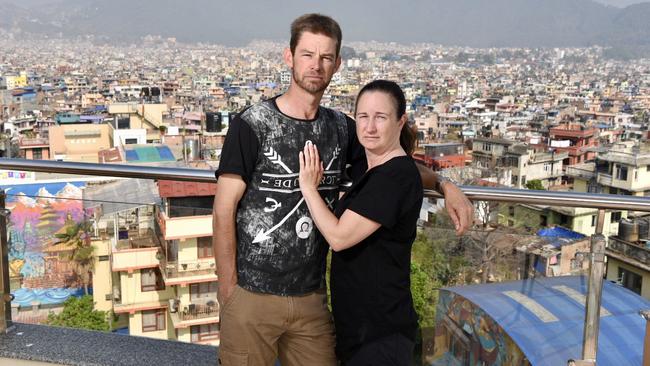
[0,191,13,333]
[577,208,607,365]
[641,310,650,366]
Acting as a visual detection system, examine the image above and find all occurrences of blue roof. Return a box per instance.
[537,226,585,248]
[444,276,650,366]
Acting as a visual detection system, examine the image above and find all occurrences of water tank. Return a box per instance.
[618,218,639,242]
[205,112,222,132]
[638,218,650,240]
[184,139,199,161]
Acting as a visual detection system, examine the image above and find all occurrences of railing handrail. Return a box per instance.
[2,158,650,212]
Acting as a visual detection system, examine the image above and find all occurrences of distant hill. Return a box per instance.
[1,0,650,48]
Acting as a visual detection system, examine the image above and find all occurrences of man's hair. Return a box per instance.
[290,13,342,57]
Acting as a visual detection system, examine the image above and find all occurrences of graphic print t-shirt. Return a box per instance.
[217,97,363,296]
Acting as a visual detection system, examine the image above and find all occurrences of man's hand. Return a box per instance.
[441,181,474,236]
[218,282,236,308]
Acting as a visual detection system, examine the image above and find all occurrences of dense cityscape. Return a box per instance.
[1,28,650,365]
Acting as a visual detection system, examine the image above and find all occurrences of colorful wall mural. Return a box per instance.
[430,290,529,366]
[2,181,88,308]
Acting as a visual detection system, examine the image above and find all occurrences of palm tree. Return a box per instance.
[55,218,94,295]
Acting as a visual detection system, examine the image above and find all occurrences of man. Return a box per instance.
[213,13,473,366]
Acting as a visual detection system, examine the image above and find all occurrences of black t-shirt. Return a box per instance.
[330,156,423,361]
[216,97,365,296]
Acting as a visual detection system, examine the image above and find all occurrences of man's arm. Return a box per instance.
[416,163,474,235]
[213,174,246,307]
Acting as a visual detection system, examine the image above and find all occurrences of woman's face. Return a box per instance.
[355,91,404,154]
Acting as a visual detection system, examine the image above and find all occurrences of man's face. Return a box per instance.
[285,32,341,94]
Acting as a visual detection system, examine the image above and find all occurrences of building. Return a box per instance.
[567,141,650,198]
[18,136,50,160]
[606,217,650,299]
[515,227,590,277]
[430,276,650,365]
[155,180,219,346]
[548,124,598,166]
[500,203,625,238]
[415,142,466,170]
[88,178,220,346]
[472,137,567,188]
[107,102,168,143]
[48,123,113,162]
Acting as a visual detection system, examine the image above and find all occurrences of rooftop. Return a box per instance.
[0,323,217,366]
[444,276,650,366]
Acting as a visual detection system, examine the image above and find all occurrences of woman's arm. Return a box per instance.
[299,143,380,251]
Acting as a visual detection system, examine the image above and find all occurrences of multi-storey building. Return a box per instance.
[91,180,220,346]
[548,124,598,166]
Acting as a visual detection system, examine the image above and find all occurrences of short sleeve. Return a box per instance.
[345,116,366,182]
[215,114,260,184]
[346,171,414,229]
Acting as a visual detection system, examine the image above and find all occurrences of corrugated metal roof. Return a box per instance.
[444,276,650,366]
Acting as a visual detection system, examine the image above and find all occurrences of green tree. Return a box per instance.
[525,179,545,190]
[47,295,110,331]
[410,261,439,328]
[55,219,95,295]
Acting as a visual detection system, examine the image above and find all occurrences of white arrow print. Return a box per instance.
[264,147,292,174]
[253,197,304,243]
[253,145,342,243]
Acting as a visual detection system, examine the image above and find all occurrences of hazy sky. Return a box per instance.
[595,0,649,6]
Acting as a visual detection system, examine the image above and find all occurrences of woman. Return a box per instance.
[299,80,423,365]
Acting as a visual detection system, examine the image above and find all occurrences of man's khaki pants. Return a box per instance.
[218,285,337,366]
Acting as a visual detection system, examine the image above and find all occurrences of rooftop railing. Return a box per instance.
[0,158,649,365]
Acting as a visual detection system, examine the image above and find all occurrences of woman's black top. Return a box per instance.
[330,156,424,361]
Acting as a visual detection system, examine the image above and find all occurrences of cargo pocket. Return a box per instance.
[218,347,248,366]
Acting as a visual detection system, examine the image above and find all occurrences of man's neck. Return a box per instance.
[276,86,323,120]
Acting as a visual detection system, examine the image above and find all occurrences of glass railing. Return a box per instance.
[0,158,649,366]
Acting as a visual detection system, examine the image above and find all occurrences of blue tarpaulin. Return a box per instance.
[444,276,650,366]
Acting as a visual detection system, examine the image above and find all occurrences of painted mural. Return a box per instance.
[2,181,88,308]
[430,290,529,366]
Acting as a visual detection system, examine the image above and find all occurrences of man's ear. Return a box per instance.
[334,56,342,73]
[283,47,294,69]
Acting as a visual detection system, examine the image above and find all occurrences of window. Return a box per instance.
[508,206,515,216]
[611,211,622,223]
[609,187,617,195]
[197,236,213,259]
[591,215,596,227]
[117,116,130,129]
[142,309,166,332]
[618,267,642,295]
[190,281,218,301]
[141,268,165,292]
[32,148,42,160]
[190,323,219,342]
[124,138,138,144]
[615,165,628,181]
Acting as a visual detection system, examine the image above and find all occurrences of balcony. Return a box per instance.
[161,259,217,285]
[156,207,212,240]
[597,172,613,186]
[171,302,220,329]
[0,158,650,366]
[112,229,162,273]
[607,236,650,271]
[566,163,596,180]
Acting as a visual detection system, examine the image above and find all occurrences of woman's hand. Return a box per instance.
[299,142,324,195]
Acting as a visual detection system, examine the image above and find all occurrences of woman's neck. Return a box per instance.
[365,147,406,170]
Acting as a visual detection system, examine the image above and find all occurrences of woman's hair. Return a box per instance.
[354,80,416,155]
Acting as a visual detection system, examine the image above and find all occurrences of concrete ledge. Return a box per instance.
[0,323,218,366]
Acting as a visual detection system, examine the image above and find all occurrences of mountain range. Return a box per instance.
[1,0,650,47]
